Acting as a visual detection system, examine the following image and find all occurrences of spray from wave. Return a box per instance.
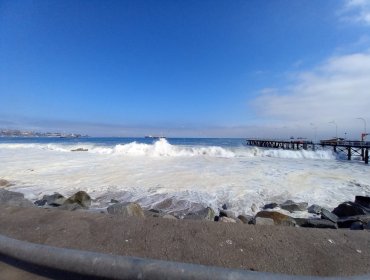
[0,138,336,160]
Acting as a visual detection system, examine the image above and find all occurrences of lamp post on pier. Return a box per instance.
[328,120,338,140]
[310,123,317,143]
[356,117,367,141]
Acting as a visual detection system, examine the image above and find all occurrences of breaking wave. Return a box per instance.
[0,138,336,160]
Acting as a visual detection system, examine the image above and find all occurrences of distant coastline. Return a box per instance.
[0,129,88,138]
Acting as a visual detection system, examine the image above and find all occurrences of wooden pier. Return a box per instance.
[245,139,370,164]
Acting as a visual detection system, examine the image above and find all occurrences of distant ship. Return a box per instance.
[145,135,166,139]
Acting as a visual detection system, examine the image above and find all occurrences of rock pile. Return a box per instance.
[1,187,369,230]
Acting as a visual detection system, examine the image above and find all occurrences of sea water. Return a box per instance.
[0,137,369,217]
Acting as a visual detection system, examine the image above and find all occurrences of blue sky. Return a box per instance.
[1,0,370,138]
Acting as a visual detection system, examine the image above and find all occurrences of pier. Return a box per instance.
[246,139,370,164]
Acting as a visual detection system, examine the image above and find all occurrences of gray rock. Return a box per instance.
[321,208,338,223]
[355,196,370,208]
[254,217,274,225]
[263,203,279,210]
[107,202,145,218]
[255,211,296,226]
[332,202,369,218]
[237,214,254,224]
[110,199,119,204]
[222,203,230,210]
[43,193,66,206]
[350,221,364,230]
[63,191,91,208]
[308,204,322,214]
[184,207,215,221]
[219,209,237,219]
[219,216,237,223]
[297,218,338,229]
[280,200,308,212]
[0,189,34,207]
[34,199,47,206]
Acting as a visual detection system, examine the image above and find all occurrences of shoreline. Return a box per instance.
[1,186,370,277]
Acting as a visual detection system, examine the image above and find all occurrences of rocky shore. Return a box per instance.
[1,178,370,277]
[1,177,370,231]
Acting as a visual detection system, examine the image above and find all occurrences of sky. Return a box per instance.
[1,0,370,138]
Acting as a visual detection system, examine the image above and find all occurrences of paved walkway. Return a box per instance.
[0,205,369,278]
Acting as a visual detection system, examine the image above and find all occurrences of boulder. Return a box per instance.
[184,207,215,221]
[185,207,216,221]
[350,221,364,230]
[0,189,34,207]
[297,219,338,229]
[237,214,254,224]
[219,209,237,219]
[263,203,279,210]
[337,215,370,228]
[332,202,369,218]
[280,200,308,212]
[254,217,274,225]
[255,211,296,226]
[365,222,370,230]
[107,202,145,218]
[308,204,322,215]
[34,199,47,206]
[43,193,66,206]
[321,208,338,223]
[354,196,370,208]
[144,209,163,218]
[0,179,12,188]
[63,191,91,208]
[110,199,119,203]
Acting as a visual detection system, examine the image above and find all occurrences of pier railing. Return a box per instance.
[245,138,370,164]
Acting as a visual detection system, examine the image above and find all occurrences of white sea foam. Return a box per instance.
[0,138,335,160]
[0,139,369,217]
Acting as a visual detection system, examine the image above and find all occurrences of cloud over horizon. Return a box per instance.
[252,51,370,138]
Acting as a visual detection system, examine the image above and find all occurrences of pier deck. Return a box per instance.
[245,139,370,164]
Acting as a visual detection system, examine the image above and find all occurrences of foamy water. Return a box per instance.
[0,138,369,217]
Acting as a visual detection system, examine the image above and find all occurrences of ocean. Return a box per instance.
[1,137,369,217]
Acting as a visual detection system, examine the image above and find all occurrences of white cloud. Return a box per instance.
[341,0,370,25]
[252,52,370,138]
